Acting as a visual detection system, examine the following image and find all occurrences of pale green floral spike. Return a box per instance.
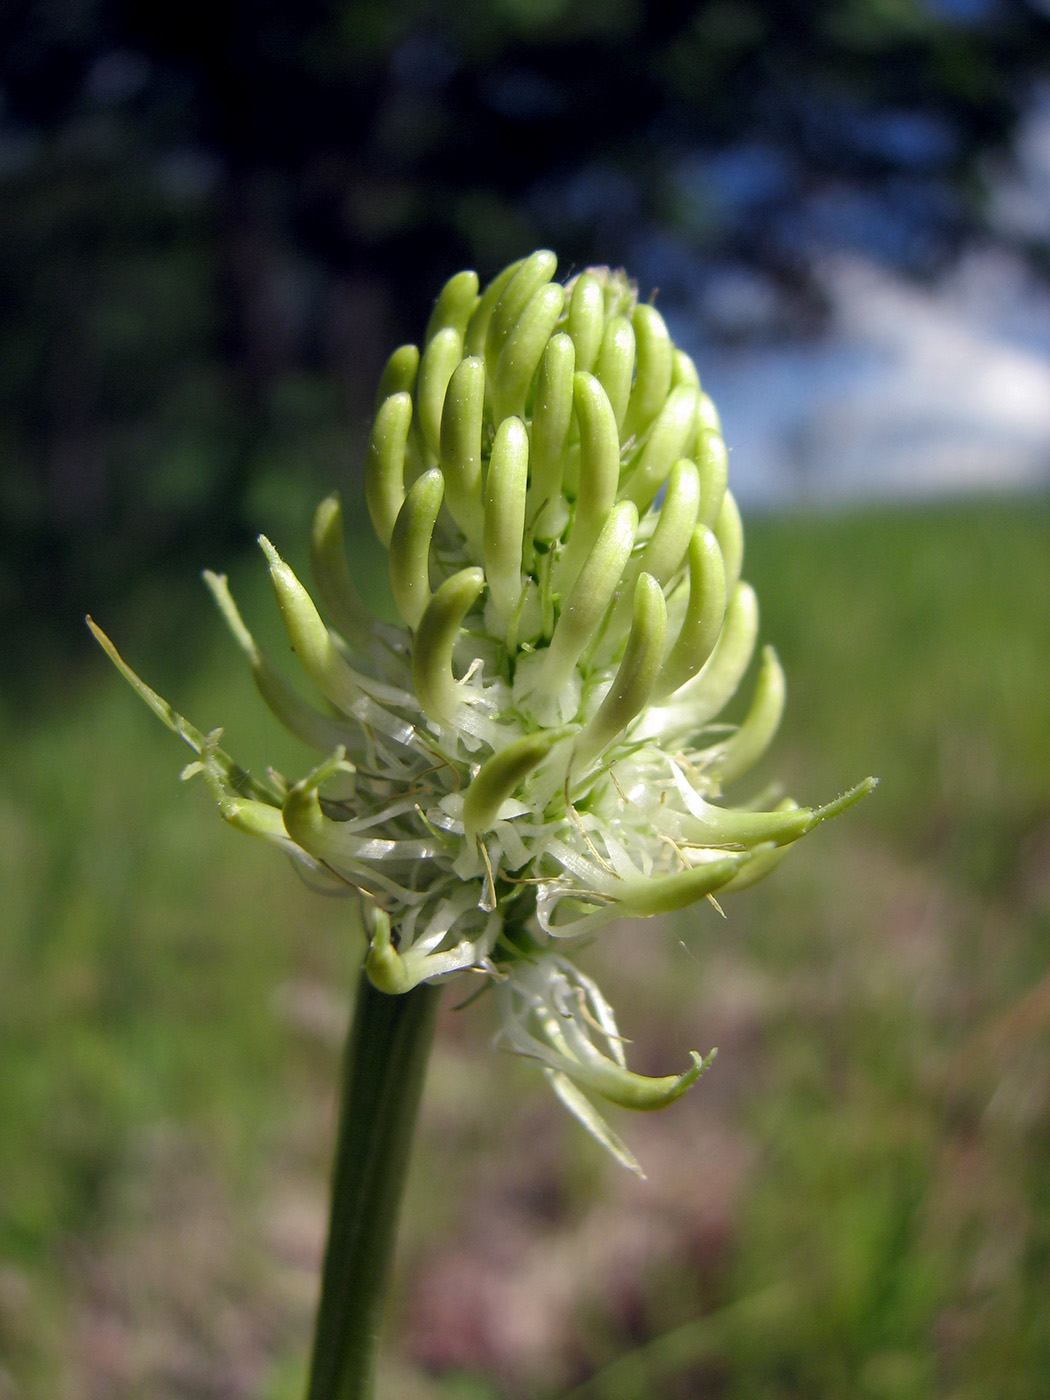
[91,251,874,1171]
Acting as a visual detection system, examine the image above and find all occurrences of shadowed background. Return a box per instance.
[2,2,1050,1397]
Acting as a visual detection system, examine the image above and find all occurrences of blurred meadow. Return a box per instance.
[3,3,1050,1398]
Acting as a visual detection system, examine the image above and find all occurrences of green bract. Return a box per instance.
[91,253,873,1175]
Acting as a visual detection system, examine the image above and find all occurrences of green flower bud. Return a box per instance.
[417,325,463,459]
[425,268,480,343]
[715,487,745,597]
[574,572,667,771]
[439,355,485,548]
[365,391,412,548]
[697,431,729,528]
[623,384,701,512]
[491,280,565,423]
[566,271,605,374]
[553,372,621,594]
[375,343,419,404]
[656,524,727,698]
[464,257,522,357]
[483,416,529,632]
[309,494,375,652]
[623,303,673,441]
[412,567,486,725]
[538,499,637,698]
[595,314,635,431]
[463,728,571,841]
[484,249,557,368]
[527,332,575,543]
[389,468,444,629]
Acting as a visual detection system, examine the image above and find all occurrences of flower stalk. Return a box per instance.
[306,972,441,1400]
[89,249,874,1398]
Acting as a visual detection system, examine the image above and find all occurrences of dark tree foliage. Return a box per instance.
[2,0,1048,662]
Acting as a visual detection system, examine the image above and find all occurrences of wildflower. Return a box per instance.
[90,251,872,1173]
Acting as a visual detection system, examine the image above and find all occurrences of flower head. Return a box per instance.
[90,252,873,1172]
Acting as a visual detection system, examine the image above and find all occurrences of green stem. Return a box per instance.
[306,971,442,1400]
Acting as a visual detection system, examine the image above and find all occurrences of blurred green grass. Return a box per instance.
[1,499,1048,1398]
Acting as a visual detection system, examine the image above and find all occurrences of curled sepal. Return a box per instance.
[309,494,375,652]
[526,332,575,543]
[483,416,529,631]
[566,272,605,373]
[365,391,412,547]
[417,326,463,459]
[574,573,667,770]
[375,343,419,405]
[439,355,485,548]
[656,525,727,698]
[595,315,635,432]
[412,567,486,725]
[623,303,673,442]
[425,268,480,343]
[495,957,715,1173]
[491,280,565,422]
[622,385,701,513]
[707,644,785,786]
[389,468,444,629]
[463,728,572,841]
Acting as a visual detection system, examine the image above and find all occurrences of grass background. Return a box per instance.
[2,497,1049,1399]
